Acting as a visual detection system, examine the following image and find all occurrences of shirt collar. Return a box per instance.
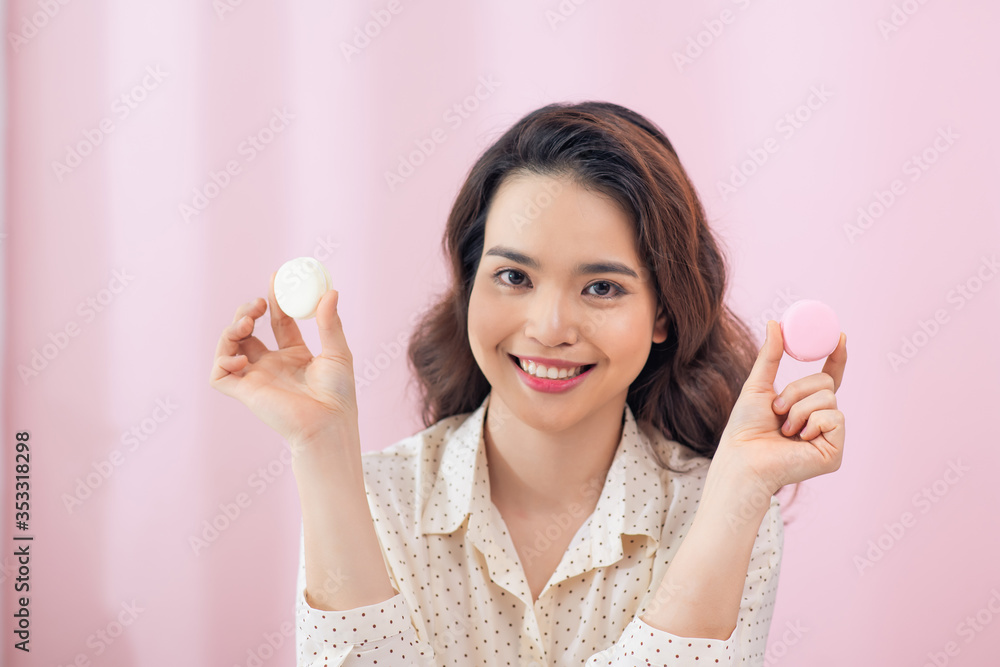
[418,390,700,564]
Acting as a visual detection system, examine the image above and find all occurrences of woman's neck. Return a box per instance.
[483,392,626,518]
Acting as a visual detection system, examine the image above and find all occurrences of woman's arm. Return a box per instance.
[293,427,438,666]
[293,422,398,611]
[639,455,774,639]
[641,318,846,640]
[586,474,780,665]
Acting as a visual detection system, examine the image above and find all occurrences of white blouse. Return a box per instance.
[295,390,783,666]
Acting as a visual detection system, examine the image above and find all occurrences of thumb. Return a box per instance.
[315,289,353,362]
[743,319,783,392]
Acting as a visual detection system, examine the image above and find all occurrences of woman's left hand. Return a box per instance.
[715,319,848,496]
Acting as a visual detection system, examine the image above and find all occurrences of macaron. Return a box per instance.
[779,300,841,362]
[273,257,332,319]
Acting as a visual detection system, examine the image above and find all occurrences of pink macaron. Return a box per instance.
[779,300,841,362]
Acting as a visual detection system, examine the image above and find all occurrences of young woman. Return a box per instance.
[210,101,847,666]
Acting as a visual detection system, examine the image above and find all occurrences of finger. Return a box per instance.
[821,331,848,392]
[315,288,353,362]
[220,298,266,361]
[232,297,266,325]
[771,372,837,416]
[775,414,845,488]
[744,319,784,393]
[214,312,268,363]
[214,353,249,377]
[779,388,837,436]
[268,270,308,350]
[799,409,846,461]
[209,353,249,393]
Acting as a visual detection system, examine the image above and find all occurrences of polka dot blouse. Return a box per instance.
[296,391,783,665]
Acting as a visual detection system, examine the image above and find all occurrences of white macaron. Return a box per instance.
[274,257,333,319]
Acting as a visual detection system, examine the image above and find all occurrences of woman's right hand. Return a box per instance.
[209,270,360,450]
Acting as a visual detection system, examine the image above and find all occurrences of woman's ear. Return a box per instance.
[652,305,668,345]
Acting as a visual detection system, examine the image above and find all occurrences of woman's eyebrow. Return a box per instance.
[484,245,639,279]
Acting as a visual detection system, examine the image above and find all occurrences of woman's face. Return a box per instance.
[468,172,668,432]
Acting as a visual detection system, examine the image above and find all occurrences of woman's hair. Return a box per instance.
[405,100,801,509]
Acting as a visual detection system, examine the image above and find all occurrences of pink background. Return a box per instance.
[4,1,999,665]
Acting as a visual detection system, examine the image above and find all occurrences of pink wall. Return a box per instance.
[3,1,998,665]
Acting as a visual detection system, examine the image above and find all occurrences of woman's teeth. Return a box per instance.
[515,356,590,380]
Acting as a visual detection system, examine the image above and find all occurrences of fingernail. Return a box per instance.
[782,419,791,433]
[773,397,786,410]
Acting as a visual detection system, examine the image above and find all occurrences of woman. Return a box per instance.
[210,101,847,665]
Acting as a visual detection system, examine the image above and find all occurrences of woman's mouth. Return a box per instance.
[508,354,596,393]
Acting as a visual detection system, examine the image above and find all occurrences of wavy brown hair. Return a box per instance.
[405,100,800,509]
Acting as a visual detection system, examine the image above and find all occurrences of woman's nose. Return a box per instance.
[523,288,580,346]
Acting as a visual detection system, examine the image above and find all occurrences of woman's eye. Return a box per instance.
[491,269,624,300]
[495,269,528,287]
[587,281,622,298]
